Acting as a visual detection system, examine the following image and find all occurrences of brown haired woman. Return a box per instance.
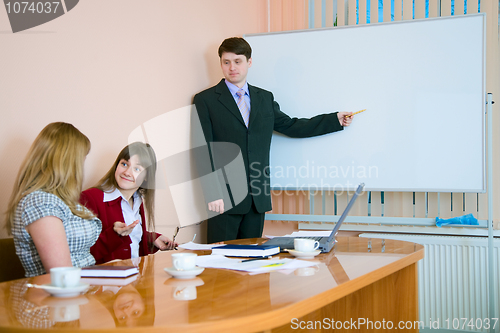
[80,142,177,264]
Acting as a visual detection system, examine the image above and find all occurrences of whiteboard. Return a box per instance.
[245,14,485,193]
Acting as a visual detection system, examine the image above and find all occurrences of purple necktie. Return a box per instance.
[236,89,250,127]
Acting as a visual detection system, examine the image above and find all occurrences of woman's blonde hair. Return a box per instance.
[6,122,94,234]
[94,142,157,245]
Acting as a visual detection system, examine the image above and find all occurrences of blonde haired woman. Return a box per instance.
[6,122,102,277]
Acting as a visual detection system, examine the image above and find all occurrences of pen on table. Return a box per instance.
[344,109,366,118]
[172,226,180,250]
[240,256,271,263]
[171,222,201,250]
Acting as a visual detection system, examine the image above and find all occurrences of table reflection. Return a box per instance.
[164,277,204,301]
[42,296,88,323]
[89,256,155,327]
[293,265,319,276]
[7,280,82,328]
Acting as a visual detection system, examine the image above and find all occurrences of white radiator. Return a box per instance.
[359,234,500,332]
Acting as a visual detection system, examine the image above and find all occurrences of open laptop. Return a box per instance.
[264,183,364,253]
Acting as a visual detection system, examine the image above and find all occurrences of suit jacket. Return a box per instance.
[80,188,159,264]
[193,79,344,215]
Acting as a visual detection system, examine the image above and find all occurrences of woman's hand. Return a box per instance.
[113,220,139,236]
[154,235,178,250]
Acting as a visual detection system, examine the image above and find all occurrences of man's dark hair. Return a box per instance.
[218,37,252,60]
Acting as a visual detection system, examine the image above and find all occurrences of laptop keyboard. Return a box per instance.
[303,237,322,241]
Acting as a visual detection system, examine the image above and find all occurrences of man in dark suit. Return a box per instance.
[193,37,353,243]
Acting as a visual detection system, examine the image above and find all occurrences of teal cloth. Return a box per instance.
[436,213,478,227]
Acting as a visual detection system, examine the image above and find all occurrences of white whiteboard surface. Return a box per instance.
[245,14,485,192]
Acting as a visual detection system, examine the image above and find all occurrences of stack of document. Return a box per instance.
[176,242,226,250]
[211,244,280,257]
[195,255,316,274]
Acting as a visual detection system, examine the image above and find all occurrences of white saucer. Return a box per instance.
[164,277,204,287]
[42,295,89,306]
[287,249,321,259]
[164,266,204,279]
[40,283,89,298]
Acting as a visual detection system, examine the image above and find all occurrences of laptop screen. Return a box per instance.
[326,183,364,243]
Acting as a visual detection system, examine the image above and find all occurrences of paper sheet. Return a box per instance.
[264,230,332,239]
[195,255,317,274]
[177,242,226,250]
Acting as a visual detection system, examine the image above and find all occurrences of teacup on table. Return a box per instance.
[294,238,320,252]
[171,253,197,271]
[50,267,81,288]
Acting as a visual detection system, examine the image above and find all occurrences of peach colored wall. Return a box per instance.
[0,0,268,240]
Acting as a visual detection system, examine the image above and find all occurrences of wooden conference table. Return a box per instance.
[0,237,424,333]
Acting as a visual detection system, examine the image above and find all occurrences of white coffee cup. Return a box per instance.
[50,267,81,288]
[172,253,197,271]
[294,238,320,252]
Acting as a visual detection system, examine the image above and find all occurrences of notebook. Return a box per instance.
[81,265,139,278]
[211,244,280,257]
[81,274,139,286]
[264,183,364,253]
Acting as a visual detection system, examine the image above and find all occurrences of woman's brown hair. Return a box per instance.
[94,142,157,244]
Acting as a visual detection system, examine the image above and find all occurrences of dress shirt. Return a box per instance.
[103,189,143,258]
[225,80,251,112]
